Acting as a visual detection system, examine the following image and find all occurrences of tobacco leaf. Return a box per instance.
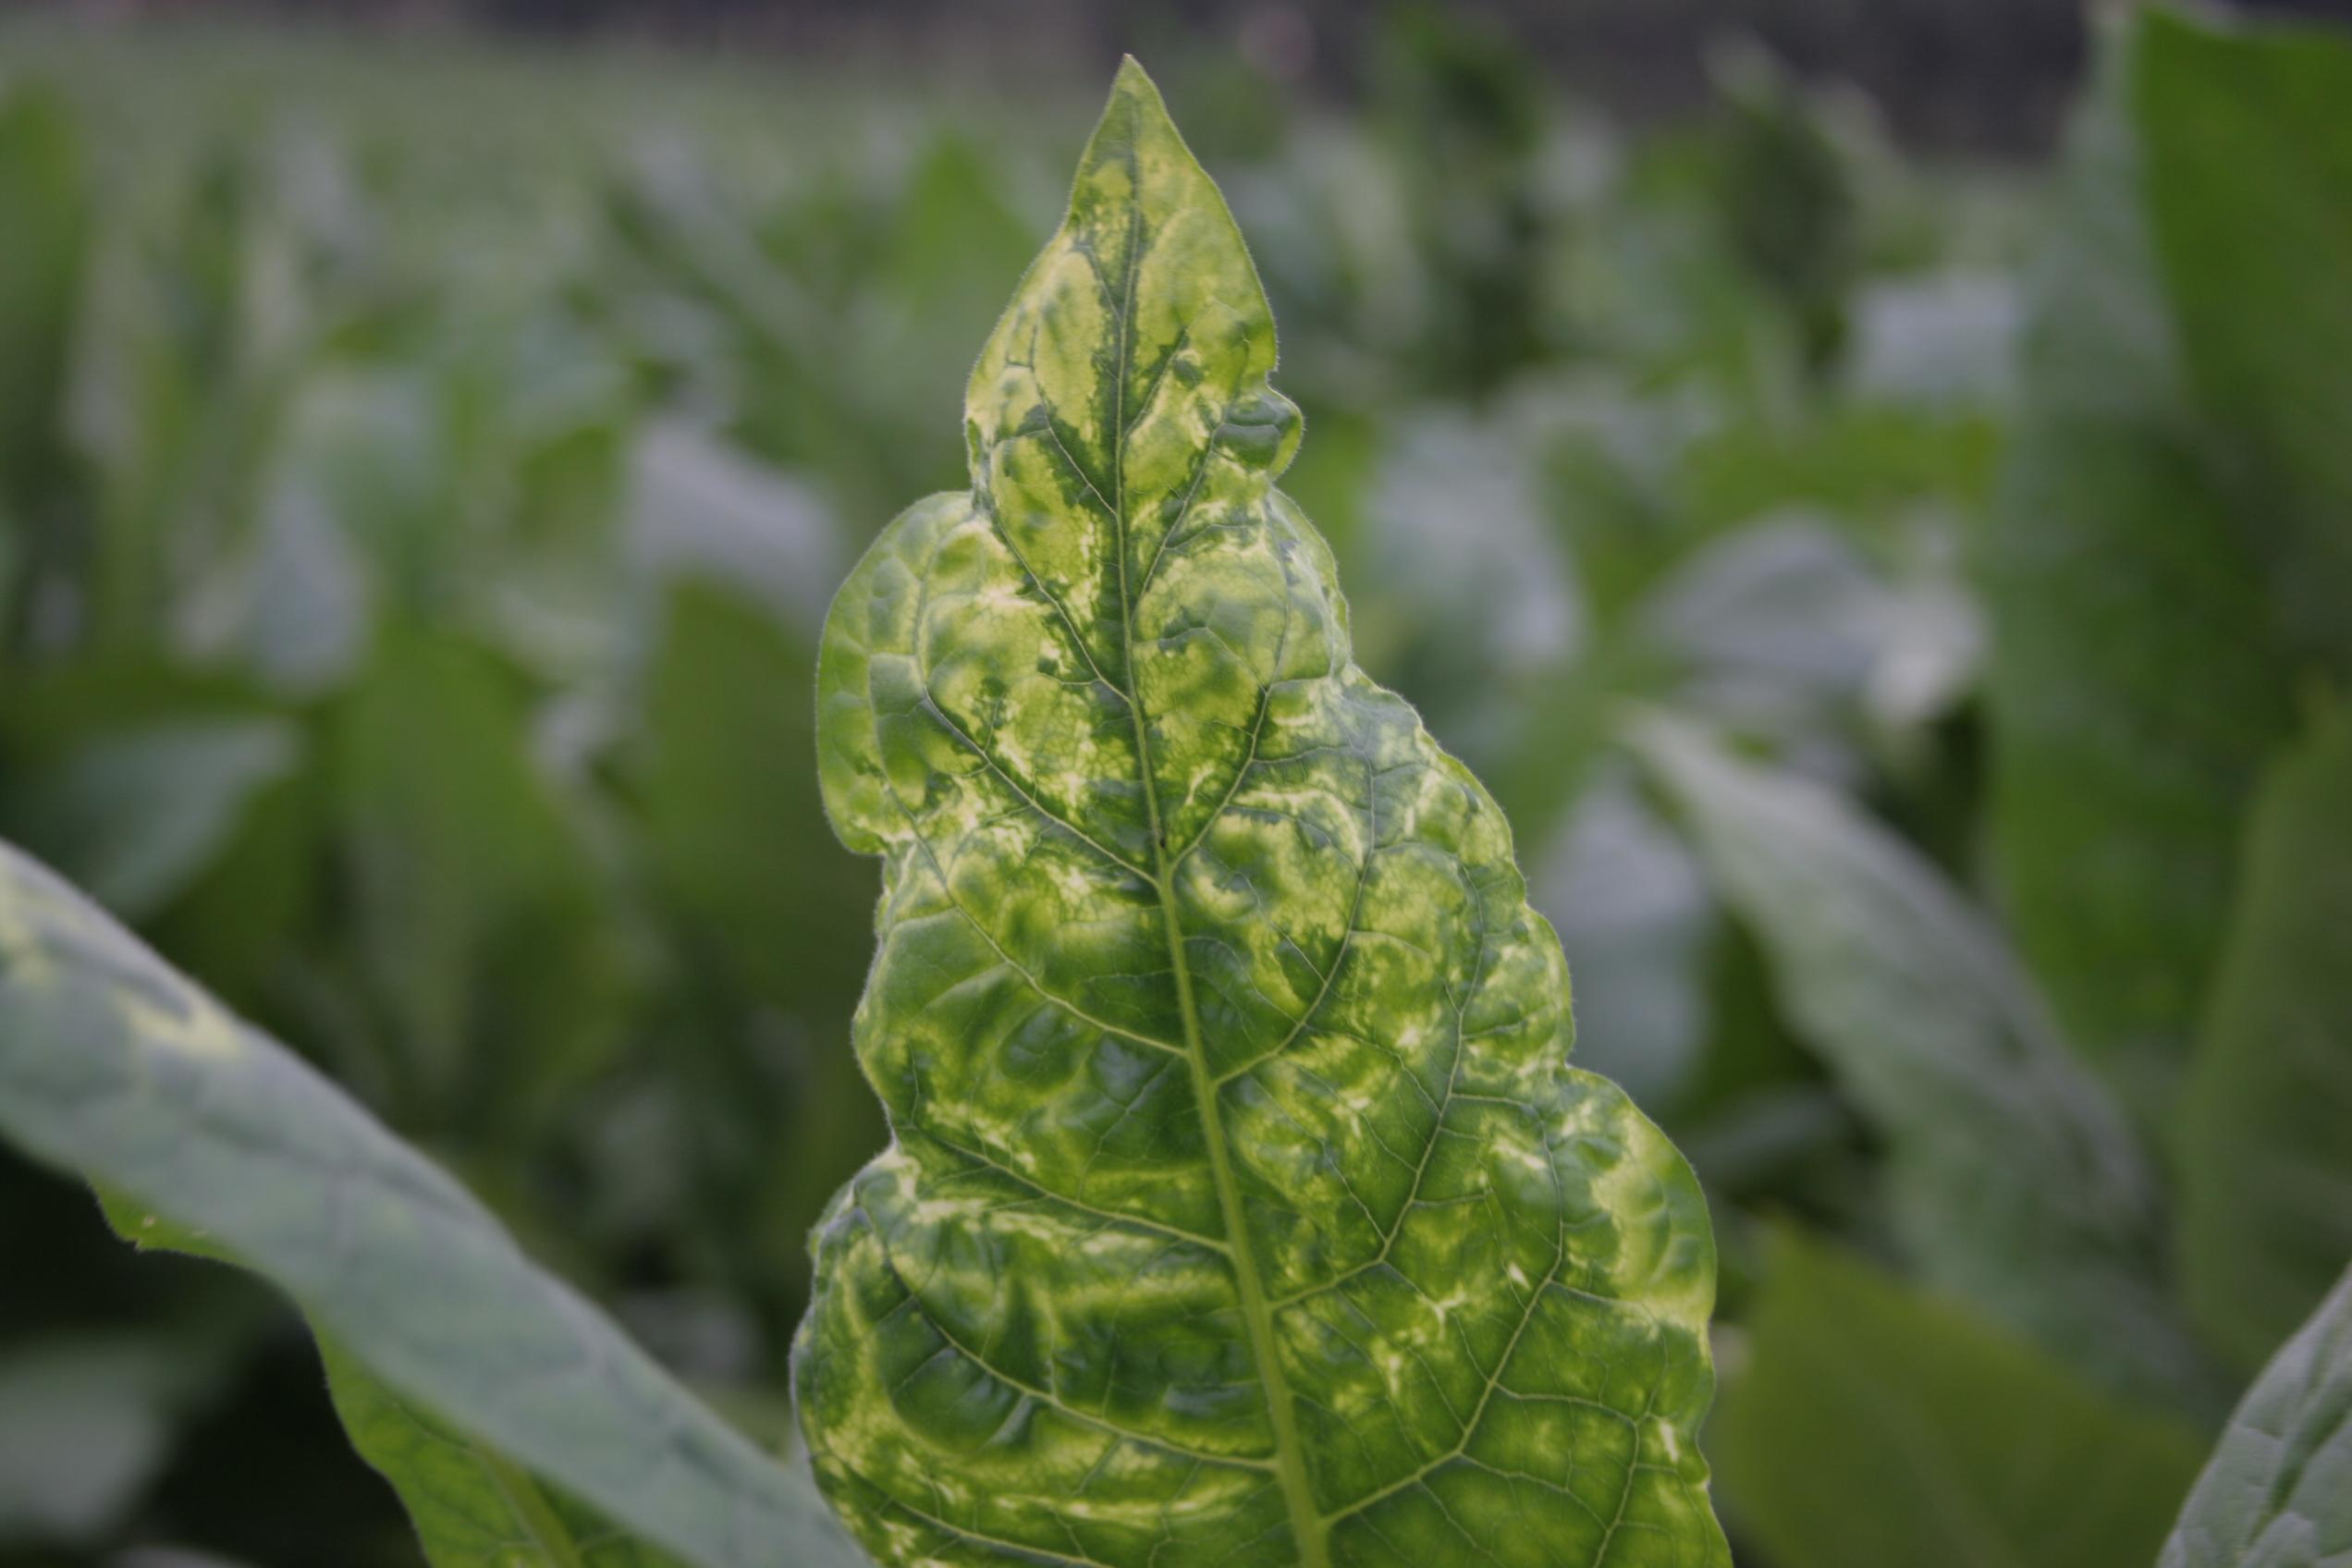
[0,839,863,1568]
[2159,1263,2352,1568]
[794,59,1727,1568]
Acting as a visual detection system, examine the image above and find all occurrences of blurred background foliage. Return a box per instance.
[1,2,2347,1565]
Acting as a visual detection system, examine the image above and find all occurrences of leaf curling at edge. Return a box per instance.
[794,58,1729,1568]
[0,839,866,1568]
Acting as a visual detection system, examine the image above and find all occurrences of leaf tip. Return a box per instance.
[1096,54,1182,148]
[1110,53,1157,93]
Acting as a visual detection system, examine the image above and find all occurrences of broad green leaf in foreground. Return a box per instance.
[1716,1229,2204,1568]
[2159,1262,2352,1568]
[795,60,1728,1568]
[0,839,866,1568]
[1632,716,2206,1403]
[318,1341,688,1568]
[104,1192,702,1568]
[2178,713,2352,1370]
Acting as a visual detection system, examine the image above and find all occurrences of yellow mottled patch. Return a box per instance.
[128,991,244,1060]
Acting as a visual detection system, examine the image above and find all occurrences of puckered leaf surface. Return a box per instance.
[793,59,1728,1568]
[2160,1263,2352,1568]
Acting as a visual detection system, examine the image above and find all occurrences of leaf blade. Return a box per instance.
[1984,8,2352,1127]
[1631,715,2207,1403]
[2178,712,2352,1370]
[2159,1263,2352,1568]
[1982,34,2296,1121]
[1716,1229,2204,1568]
[0,838,864,1568]
[2135,7,2352,676]
[797,59,1728,1568]
[319,1341,688,1568]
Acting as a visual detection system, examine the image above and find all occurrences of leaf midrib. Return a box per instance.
[1100,169,1330,1568]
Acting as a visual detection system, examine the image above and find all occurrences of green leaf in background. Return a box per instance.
[1632,715,2206,1402]
[0,661,324,1011]
[0,80,85,510]
[0,78,87,666]
[633,577,884,1308]
[1983,30,2295,1123]
[0,838,868,1568]
[2134,8,2352,677]
[626,422,840,631]
[2177,711,2352,1372]
[1716,1229,2204,1568]
[0,1329,237,1549]
[1537,765,1719,1112]
[638,580,870,1018]
[795,60,1729,1568]
[0,717,298,921]
[329,624,622,1125]
[1710,43,1858,376]
[2159,1263,2352,1568]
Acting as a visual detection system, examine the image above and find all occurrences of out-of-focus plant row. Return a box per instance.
[0,7,2346,1566]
